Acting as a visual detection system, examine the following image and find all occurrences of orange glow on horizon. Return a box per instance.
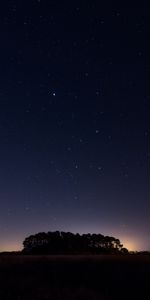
[0,242,22,252]
[121,238,138,251]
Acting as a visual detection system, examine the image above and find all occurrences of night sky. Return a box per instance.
[0,1,150,251]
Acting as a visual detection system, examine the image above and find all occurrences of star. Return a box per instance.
[98,166,103,171]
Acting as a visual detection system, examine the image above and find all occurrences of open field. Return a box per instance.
[0,254,149,299]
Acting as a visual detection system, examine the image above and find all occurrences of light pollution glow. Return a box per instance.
[120,238,138,252]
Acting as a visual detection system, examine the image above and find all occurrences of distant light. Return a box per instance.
[121,238,137,251]
[52,92,56,96]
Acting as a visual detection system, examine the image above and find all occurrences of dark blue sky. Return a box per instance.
[0,1,150,251]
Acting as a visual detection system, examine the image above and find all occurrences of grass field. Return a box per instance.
[0,254,149,299]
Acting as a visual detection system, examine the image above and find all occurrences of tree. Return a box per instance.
[121,248,129,254]
[22,231,126,254]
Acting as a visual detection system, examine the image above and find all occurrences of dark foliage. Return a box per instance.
[22,231,128,254]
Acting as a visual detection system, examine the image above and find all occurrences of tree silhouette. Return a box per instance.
[22,231,126,254]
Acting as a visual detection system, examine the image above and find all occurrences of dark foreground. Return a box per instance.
[0,254,149,299]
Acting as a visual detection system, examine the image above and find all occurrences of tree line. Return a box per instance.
[22,231,128,254]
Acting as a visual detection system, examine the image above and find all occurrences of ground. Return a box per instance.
[0,254,149,299]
